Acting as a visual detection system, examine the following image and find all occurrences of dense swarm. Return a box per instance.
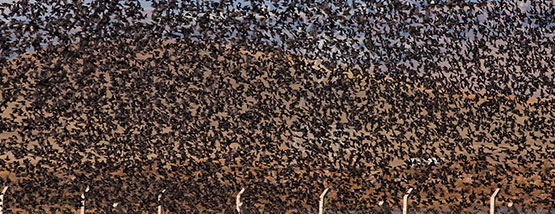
[1,0,554,213]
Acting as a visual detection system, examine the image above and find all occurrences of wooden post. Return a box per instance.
[508,202,520,214]
[402,188,413,214]
[378,201,392,214]
[0,186,8,214]
[490,188,500,214]
[80,186,89,214]
[236,188,245,214]
[318,188,330,214]
[157,189,166,214]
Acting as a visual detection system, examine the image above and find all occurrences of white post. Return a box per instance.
[508,202,519,214]
[236,188,245,214]
[318,188,330,214]
[113,202,124,214]
[490,188,500,214]
[0,186,8,214]
[80,186,89,214]
[158,189,166,214]
[402,188,413,214]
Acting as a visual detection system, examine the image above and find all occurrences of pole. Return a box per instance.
[318,188,330,214]
[113,202,124,214]
[236,188,245,214]
[158,189,166,214]
[0,186,8,214]
[490,188,500,214]
[402,188,413,214]
[80,186,89,214]
[508,202,520,214]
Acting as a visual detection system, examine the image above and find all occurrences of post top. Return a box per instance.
[492,188,500,197]
[320,188,330,199]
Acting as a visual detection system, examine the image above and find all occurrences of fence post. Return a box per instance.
[236,188,245,214]
[490,188,500,214]
[158,189,166,214]
[508,202,519,214]
[402,188,413,214]
[318,188,330,214]
[0,186,8,214]
[113,202,124,214]
[378,201,392,214]
[80,186,89,214]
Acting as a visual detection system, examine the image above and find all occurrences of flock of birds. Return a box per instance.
[0,0,554,213]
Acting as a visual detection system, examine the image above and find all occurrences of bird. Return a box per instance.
[0,0,554,212]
